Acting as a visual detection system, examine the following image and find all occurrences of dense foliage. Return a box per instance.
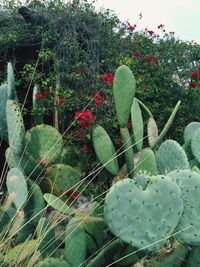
[0,0,200,167]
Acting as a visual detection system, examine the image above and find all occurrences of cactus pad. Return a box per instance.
[104,176,183,252]
[92,126,119,175]
[147,116,158,148]
[6,100,25,155]
[156,140,189,174]
[45,164,81,197]
[6,147,44,179]
[6,168,28,210]
[113,65,136,127]
[191,128,200,164]
[0,84,8,140]
[36,258,69,267]
[184,122,200,144]
[7,62,17,100]
[168,170,200,245]
[64,218,87,267]
[135,148,158,176]
[25,124,64,166]
[131,98,143,151]
[36,217,56,257]
[25,179,45,226]
[44,193,75,215]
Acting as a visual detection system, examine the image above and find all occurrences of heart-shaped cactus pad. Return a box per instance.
[104,176,183,252]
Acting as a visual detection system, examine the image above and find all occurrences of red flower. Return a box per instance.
[91,92,103,107]
[127,121,132,129]
[117,138,123,145]
[147,55,154,64]
[81,144,90,154]
[102,73,114,83]
[147,30,154,36]
[66,188,79,200]
[54,96,65,107]
[190,82,199,88]
[75,109,95,129]
[71,130,83,140]
[132,50,140,57]
[154,58,160,65]
[191,71,200,80]
[35,92,45,100]
[128,23,136,30]
[43,90,50,97]
[141,76,145,81]
[144,85,149,91]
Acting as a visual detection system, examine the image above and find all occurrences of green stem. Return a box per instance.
[151,100,181,150]
[120,127,134,178]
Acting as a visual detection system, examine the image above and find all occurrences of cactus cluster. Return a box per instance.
[92,65,200,266]
[2,62,200,266]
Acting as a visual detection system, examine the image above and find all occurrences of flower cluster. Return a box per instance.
[102,73,114,84]
[74,109,95,128]
[147,55,160,65]
[91,92,103,107]
[35,90,50,100]
[147,30,154,36]
[190,67,200,88]
[127,23,137,31]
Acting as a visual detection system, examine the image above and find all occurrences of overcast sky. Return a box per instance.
[92,0,200,44]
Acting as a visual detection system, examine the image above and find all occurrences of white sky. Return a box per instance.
[92,0,200,44]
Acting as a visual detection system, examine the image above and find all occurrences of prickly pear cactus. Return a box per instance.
[113,65,136,128]
[92,125,119,175]
[187,247,200,267]
[38,257,70,267]
[36,217,57,257]
[168,170,200,245]
[104,176,183,252]
[147,116,158,148]
[44,193,75,215]
[25,179,45,226]
[156,140,189,174]
[131,98,143,152]
[6,147,44,179]
[6,100,25,156]
[6,168,28,210]
[191,128,200,164]
[45,164,81,197]
[135,148,158,176]
[0,84,8,140]
[184,122,200,144]
[25,124,64,166]
[134,241,188,267]
[7,63,17,99]
[64,218,87,267]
